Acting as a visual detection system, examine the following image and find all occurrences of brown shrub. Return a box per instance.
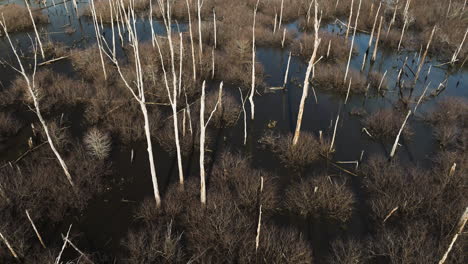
[156,116,205,157]
[329,238,365,264]
[0,112,22,137]
[363,108,413,141]
[239,224,314,264]
[361,155,431,222]
[0,4,47,33]
[292,32,349,63]
[104,101,161,143]
[183,191,254,263]
[314,64,368,94]
[83,0,149,23]
[123,220,185,264]
[260,131,331,169]
[379,29,402,50]
[256,26,295,48]
[210,152,279,214]
[0,145,108,223]
[205,90,241,128]
[10,69,91,111]
[284,174,355,222]
[366,222,452,264]
[69,45,114,84]
[367,71,388,90]
[426,97,468,148]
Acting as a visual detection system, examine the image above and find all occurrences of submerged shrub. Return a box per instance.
[123,220,185,264]
[210,152,279,213]
[205,90,241,128]
[84,128,112,160]
[292,32,349,62]
[10,69,91,111]
[426,97,468,148]
[240,224,313,264]
[314,64,368,94]
[260,131,330,169]
[0,4,47,33]
[284,174,355,222]
[361,155,431,222]
[363,108,413,141]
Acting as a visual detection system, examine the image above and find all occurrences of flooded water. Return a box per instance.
[0,0,466,262]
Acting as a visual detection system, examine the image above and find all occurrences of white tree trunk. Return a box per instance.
[200,81,223,204]
[371,16,383,62]
[344,0,362,83]
[24,0,45,59]
[283,51,292,88]
[438,207,468,264]
[0,19,74,187]
[414,25,436,83]
[186,0,197,80]
[390,110,411,158]
[26,210,46,248]
[255,176,264,252]
[0,231,19,259]
[292,0,321,146]
[249,0,260,120]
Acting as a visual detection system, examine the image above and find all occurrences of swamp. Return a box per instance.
[0,0,467,263]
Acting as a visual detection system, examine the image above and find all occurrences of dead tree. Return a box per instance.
[156,0,185,186]
[97,0,161,207]
[292,0,321,145]
[24,0,45,59]
[249,0,260,120]
[0,19,74,187]
[344,0,362,82]
[199,81,223,204]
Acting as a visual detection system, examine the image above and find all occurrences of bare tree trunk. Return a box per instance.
[249,0,260,120]
[283,51,292,88]
[344,0,362,82]
[24,0,45,59]
[345,0,354,41]
[387,0,399,36]
[55,224,72,264]
[371,16,383,62]
[330,114,340,152]
[278,0,284,30]
[450,27,468,65]
[99,0,161,207]
[366,1,381,53]
[413,82,430,113]
[213,8,217,49]
[344,78,352,104]
[438,207,468,264]
[0,231,19,260]
[239,88,248,145]
[255,176,264,252]
[414,25,436,83]
[26,210,46,248]
[390,110,411,158]
[90,0,108,80]
[0,19,75,187]
[199,81,223,204]
[292,0,321,146]
[186,0,197,80]
[197,0,203,64]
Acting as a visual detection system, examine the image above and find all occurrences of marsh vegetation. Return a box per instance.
[0,0,467,263]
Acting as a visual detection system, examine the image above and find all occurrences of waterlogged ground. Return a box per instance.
[0,0,467,262]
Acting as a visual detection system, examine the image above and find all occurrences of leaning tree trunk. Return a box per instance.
[292,0,321,146]
[0,20,74,187]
